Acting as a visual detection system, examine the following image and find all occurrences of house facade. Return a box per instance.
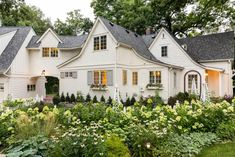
[0,17,234,102]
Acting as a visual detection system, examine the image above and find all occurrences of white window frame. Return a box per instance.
[161,46,168,57]
[149,71,161,84]
[27,84,36,92]
[42,47,59,58]
[93,35,107,51]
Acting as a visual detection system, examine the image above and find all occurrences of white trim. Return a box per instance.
[149,28,207,70]
[36,28,62,44]
[57,17,118,68]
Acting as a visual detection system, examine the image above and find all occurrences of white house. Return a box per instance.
[0,17,234,102]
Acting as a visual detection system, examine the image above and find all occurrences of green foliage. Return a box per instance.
[54,9,93,35]
[108,96,112,105]
[104,134,130,157]
[168,92,198,106]
[66,93,71,103]
[125,97,131,106]
[216,119,235,140]
[93,95,98,103]
[91,0,235,36]
[45,76,59,95]
[48,124,105,157]
[130,96,136,106]
[76,91,85,103]
[155,132,219,157]
[52,95,61,105]
[70,94,76,103]
[100,95,106,103]
[60,92,65,102]
[0,1,51,34]
[85,93,91,102]
[6,135,50,157]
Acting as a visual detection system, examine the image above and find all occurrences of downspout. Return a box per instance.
[114,43,120,93]
[168,67,173,100]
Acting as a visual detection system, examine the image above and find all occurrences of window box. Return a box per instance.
[90,84,107,91]
[146,83,163,90]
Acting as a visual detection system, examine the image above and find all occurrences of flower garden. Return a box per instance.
[0,94,235,157]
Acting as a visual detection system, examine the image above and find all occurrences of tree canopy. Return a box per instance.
[0,0,52,34]
[91,0,235,36]
[54,10,93,35]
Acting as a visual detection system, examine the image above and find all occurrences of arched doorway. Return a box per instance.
[184,70,202,96]
[45,76,59,96]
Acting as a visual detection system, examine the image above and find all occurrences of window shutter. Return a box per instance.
[87,71,93,85]
[60,72,65,79]
[107,70,113,86]
[72,72,77,79]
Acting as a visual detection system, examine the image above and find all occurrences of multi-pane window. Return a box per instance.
[27,84,36,92]
[132,72,138,85]
[100,36,107,49]
[60,72,77,79]
[161,46,168,57]
[123,70,127,85]
[101,71,107,85]
[93,35,107,51]
[94,37,100,50]
[0,83,4,92]
[42,48,50,57]
[149,71,161,84]
[93,70,107,85]
[42,47,59,57]
[188,74,198,93]
[51,48,58,57]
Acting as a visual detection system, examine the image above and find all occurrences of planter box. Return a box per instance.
[146,86,164,90]
[91,87,107,91]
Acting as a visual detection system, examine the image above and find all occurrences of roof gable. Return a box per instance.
[179,31,234,62]
[0,27,31,74]
[36,28,62,44]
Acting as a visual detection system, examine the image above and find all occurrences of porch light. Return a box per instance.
[205,73,208,76]
[41,70,46,76]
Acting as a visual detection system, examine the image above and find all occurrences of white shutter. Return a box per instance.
[87,71,93,85]
[72,72,77,79]
[60,72,65,79]
[107,70,113,86]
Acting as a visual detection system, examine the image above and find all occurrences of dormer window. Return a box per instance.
[161,46,168,57]
[42,47,58,57]
[94,35,107,51]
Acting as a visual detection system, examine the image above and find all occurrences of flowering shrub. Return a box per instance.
[0,98,235,156]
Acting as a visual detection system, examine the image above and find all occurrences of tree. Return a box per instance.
[54,9,93,35]
[66,93,71,102]
[70,94,76,103]
[93,95,98,103]
[100,95,106,103]
[85,94,91,102]
[91,0,235,36]
[60,92,65,102]
[0,1,52,35]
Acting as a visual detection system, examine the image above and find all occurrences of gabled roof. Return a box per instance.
[142,30,234,62]
[0,27,31,74]
[99,17,164,64]
[27,34,88,49]
[179,31,234,62]
[36,28,62,43]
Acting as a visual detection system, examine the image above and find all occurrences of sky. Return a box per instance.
[25,0,95,23]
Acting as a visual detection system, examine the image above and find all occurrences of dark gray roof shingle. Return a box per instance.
[179,31,234,61]
[99,17,164,64]
[0,27,31,73]
[58,34,88,48]
[27,34,88,49]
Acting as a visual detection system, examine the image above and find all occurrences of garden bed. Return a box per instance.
[0,97,235,157]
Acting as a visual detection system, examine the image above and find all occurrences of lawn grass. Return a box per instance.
[197,142,235,157]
